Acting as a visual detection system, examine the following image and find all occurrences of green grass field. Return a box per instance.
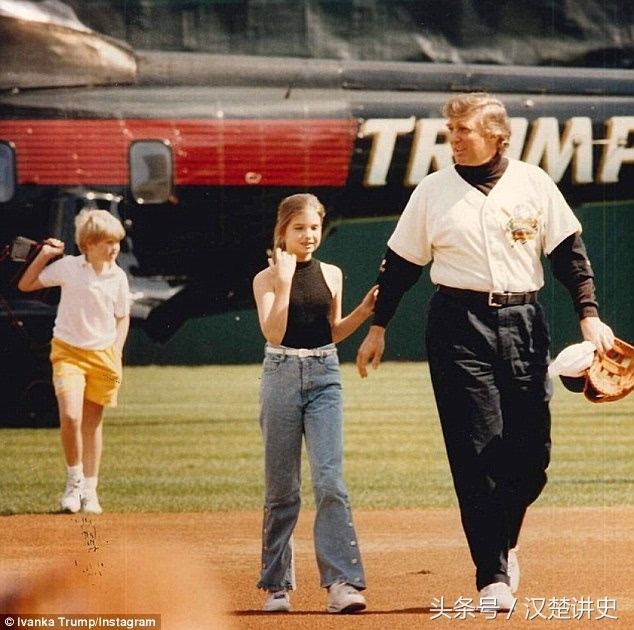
[1,362,633,514]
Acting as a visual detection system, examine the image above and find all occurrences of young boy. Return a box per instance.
[18,209,131,514]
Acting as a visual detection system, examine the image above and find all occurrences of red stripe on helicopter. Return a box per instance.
[0,119,359,187]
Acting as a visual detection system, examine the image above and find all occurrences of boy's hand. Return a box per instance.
[41,238,65,258]
[42,238,64,258]
[17,238,64,292]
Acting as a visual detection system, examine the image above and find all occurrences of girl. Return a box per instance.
[253,193,376,614]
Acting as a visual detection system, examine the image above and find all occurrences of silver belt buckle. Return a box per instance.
[298,348,311,358]
[488,292,502,308]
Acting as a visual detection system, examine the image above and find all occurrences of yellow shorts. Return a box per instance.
[50,338,123,408]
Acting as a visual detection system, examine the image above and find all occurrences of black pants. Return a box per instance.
[425,290,552,590]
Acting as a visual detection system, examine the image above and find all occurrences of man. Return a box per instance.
[356,92,614,610]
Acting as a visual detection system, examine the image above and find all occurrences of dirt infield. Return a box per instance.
[1,507,633,629]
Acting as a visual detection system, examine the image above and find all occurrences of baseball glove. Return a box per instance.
[584,337,634,403]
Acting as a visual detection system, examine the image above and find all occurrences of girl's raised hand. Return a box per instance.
[269,247,296,285]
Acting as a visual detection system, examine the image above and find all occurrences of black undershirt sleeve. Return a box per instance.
[372,247,423,328]
[374,234,598,327]
[548,233,599,319]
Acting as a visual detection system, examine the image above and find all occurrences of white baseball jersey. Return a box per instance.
[39,254,131,350]
[387,158,582,293]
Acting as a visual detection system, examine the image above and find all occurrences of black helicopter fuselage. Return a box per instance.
[2,53,634,424]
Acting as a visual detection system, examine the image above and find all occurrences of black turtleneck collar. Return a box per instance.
[295,258,316,270]
[455,152,509,196]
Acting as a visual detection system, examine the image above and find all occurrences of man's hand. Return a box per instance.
[580,316,615,356]
[356,325,386,378]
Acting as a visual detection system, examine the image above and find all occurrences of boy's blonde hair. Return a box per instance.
[273,193,325,251]
[442,92,511,153]
[75,209,125,254]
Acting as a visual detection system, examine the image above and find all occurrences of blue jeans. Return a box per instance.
[257,343,366,591]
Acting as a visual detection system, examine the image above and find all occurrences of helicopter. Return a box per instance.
[1,0,633,425]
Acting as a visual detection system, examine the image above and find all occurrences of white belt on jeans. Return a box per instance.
[266,346,337,358]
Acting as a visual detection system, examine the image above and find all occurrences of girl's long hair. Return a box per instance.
[272,193,325,251]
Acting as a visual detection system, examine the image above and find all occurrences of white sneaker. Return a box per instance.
[80,491,103,515]
[263,590,290,612]
[479,582,516,612]
[327,581,366,614]
[60,479,82,513]
[508,547,520,593]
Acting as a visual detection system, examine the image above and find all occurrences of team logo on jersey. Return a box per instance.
[504,205,539,245]
[507,217,539,243]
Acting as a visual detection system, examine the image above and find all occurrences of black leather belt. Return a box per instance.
[437,285,538,308]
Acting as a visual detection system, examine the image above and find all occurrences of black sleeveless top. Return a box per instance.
[281,258,333,348]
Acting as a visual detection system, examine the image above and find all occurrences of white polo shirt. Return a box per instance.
[388,158,582,293]
[39,255,131,350]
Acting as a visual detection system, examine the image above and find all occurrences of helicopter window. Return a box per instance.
[130,141,173,204]
[0,142,16,203]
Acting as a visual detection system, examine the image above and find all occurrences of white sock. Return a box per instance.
[83,477,98,493]
[67,464,83,482]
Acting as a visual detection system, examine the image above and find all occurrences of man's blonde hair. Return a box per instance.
[443,92,511,153]
[75,209,125,254]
